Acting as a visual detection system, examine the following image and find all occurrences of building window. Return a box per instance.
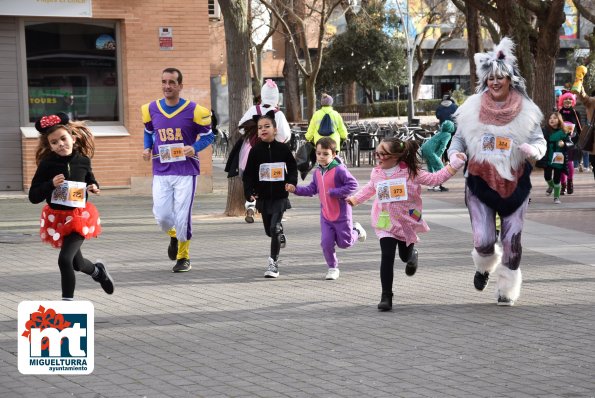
[25,21,119,123]
[208,0,221,20]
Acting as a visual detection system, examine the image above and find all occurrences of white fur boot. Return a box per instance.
[495,266,522,306]
[472,245,502,273]
[471,245,502,291]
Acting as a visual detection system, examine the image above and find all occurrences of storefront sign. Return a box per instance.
[159,27,173,51]
[0,0,92,17]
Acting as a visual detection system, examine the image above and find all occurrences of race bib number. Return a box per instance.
[158,143,186,163]
[551,152,565,164]
[51,181,86,208]
[376,178,407,203]
[259,162,285,181]
[481,134,512,157]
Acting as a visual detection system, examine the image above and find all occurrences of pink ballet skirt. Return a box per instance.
[39,203,102,248]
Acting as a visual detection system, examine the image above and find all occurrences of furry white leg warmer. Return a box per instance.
[471,245,502,274]
[495,266,522,301]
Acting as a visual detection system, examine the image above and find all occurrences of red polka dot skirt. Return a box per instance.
[39,203,102,248]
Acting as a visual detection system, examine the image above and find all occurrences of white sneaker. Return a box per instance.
[264,257,279,278]
[325,268,340,280]
[553,197,561,204]
[353,222,367,242]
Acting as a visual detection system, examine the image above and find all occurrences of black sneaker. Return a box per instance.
[405,249,418,276]
[474,271,489,291]
[93,262,114,294]
[377,292,393,311]
[438,185,449,192]
[245,208,255,223]
[168,237,178,261]
[275,223,286,248]
[497,296,514,306]
[278,234,286,248]
[172,258,191,273]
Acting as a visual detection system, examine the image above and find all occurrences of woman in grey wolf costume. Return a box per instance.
[447,38,546,306]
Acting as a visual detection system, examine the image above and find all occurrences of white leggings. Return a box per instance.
[152,175,197,242]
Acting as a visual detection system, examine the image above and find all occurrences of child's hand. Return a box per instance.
[142,148,152,161]
[52,174,65,188]
[449,154,466,170]
[558,140,565,148]
[285,183,296,193]
[87,184,101,195]
[346,197,356,206]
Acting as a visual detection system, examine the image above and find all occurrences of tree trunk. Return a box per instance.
[465,4,481,94]
[305,76,317,120]
[219,0,253,216]
[412,68,425,99]
[283,19,302,122]
[533,0,566,114]
[344,82,357,106]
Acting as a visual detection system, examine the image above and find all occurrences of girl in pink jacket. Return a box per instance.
[347,137,465,311]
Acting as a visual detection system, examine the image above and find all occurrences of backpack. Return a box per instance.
[318,112,335,136]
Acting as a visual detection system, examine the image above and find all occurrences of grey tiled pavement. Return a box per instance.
[1,160,595,398]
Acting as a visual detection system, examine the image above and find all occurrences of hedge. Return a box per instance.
[334,99,442,118]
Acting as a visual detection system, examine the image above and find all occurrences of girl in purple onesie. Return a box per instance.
[347,138,466,311]
[286,138,367,281]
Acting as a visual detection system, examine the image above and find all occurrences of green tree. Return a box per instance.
[317,3,407,103]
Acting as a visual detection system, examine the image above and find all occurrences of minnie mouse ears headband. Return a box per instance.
[35,112,70,134]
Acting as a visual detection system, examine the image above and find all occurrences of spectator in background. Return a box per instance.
[421,120,456,192]
[576,89,595,180]
[435,94,458,125]
[436,94,458,163]
[305,94,348,153]
[573,98,591,172]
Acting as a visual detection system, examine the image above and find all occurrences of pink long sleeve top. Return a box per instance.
[351,162,453,245]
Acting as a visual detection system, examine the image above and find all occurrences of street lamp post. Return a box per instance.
[394,0,415,126]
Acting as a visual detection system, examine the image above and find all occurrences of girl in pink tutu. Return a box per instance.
[29,112,114,300]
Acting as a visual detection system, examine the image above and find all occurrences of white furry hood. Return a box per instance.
[454,93,543,180]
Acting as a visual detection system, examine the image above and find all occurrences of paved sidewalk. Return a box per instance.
[0,161,594,398]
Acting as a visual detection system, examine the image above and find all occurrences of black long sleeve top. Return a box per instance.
[242,140,297,201]
[29,152,98,210]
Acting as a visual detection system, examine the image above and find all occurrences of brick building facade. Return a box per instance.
[1,0,213,193]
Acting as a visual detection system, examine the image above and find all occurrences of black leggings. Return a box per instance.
[379,237,414,293]
[591,155,595,179]
[58,233,95,299]
[543,166,563,184]
[262,211,284,261]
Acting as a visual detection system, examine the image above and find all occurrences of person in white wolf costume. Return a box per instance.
[447,37,546,306]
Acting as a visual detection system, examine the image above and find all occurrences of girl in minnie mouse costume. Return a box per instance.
[448,38,546,306]
[29,112,114,300]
